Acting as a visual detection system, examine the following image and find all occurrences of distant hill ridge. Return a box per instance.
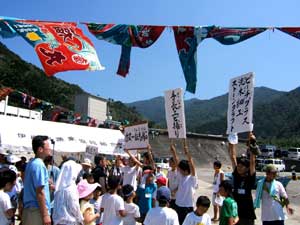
[0,42,143,123]
[127,86,300,139]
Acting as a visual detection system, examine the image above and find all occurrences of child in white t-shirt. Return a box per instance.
[183,196,211,225]
[101,176,126,225]
[0,168,17,225]
[122,184,140,225]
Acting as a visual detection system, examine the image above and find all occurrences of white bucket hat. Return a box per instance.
[6,154,21,164]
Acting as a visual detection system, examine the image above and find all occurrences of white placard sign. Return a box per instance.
[85,145,98,162]
[164,88,186,138]
[227,72,254,134]
[124,123,149,150]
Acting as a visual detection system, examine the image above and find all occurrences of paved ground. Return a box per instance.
[197,167,300,225]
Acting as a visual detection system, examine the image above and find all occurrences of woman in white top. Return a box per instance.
[52,160,84,225]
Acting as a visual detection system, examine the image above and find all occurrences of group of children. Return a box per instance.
[0,145,241,225]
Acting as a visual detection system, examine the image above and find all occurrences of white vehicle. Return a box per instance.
[256,158,265,171]
[154,157,170,170]
[262,159,285,172]
[260,145,276,158]
[288,148,300,160]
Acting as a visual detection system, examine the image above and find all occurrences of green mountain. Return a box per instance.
[0,42,143,124]
[127,87,286,134]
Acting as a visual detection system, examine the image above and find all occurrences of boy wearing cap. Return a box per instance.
[144,186,179,225]
[228,133,257,225]
[254,164,293,225]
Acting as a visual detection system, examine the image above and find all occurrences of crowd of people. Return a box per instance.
[0,133,295,225]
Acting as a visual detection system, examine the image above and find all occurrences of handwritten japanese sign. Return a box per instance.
[227,72,254,134]
[164,88,186,139]
[124,123,149,150]
[85,145,98,162]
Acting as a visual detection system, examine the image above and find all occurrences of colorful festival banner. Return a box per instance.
[5,20,104,76]
[173,26,213,93]
[277,27,300,40]
[86,23,165,76]
[0,19,17,38]
[208,27,267,45]
[0,87,14,101]
[164,88,186,139]
[227,72,254,134]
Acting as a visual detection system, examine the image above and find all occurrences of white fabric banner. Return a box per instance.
[124,123,149,150]
[0,115,125,155]
[227,72,254,134]
[164,88,186,139]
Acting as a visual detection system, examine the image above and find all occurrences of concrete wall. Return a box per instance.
[88,96,107,123]
[149,132,247,168]
[75,94,107,123]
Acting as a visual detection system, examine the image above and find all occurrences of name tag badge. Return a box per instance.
[238,189,246,194]
[145,193,151,198]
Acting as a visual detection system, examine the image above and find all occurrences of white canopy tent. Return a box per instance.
[0,115,125,156]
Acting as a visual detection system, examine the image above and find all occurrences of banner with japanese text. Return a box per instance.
[164,88,186,138]
[6,20,104,76]
[124,123,149,150]
[227,72,254,134]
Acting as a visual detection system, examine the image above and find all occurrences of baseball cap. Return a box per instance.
[156,176,167,186]
[157,186,171,201]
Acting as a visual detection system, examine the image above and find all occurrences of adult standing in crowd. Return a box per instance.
[228,132,257,225]
[254,164,294,225]
[92,154,108,193]
[52,160,83,225]
[22,135,52,225]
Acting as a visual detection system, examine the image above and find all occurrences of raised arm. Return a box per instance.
[170,144,179,166]
[124,149,143,167]
[228,143,237,171]
[248,132,257,176]
[147,144,156,171]
[183,141,196,176]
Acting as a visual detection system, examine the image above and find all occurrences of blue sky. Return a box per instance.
[2,0,300,103]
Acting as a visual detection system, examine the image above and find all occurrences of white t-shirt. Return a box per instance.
[175,173,198,207]
[167,169,178,200]
[212,171,223,193]
[121,166,140,190]
[144,207,179,225]
[261,180,288,221]
[123,202,140,225]
[101,193,125,225]
[0,190,13,225]
[182,211,211,225]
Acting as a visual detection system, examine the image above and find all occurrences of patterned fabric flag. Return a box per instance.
[0,87,13,101]
[208,27,267,45]
[5,20,104,76]
[86,23,165,76]
[173,26,213,93]
[277,27,300,40]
